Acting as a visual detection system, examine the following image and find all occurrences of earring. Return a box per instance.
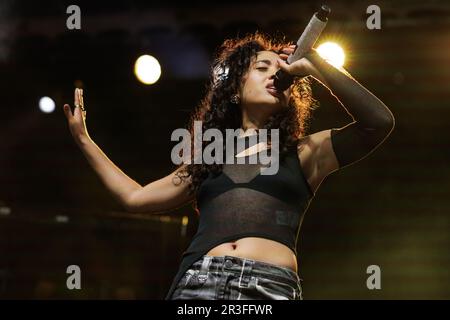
[230,94,240,104]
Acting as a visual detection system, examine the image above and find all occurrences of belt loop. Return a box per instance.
[238,258,254,288]
[198,255,212,283]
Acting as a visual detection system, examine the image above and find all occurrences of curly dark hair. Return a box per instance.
[174,31,319,209]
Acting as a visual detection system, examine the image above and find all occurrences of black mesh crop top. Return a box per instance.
[165,133,315,299]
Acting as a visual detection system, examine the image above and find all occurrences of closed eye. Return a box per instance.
[256,67,268,71]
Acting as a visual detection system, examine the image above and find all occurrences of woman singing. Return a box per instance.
[63,32,394,300]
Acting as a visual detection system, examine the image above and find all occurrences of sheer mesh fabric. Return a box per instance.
[196,187,302,246]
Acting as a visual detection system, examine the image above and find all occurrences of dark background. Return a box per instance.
[0,0,449,299]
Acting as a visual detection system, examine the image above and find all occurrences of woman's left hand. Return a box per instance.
[277,45,317,78]
[278,44,296,61]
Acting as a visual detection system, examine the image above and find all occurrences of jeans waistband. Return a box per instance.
[190,255,302,288]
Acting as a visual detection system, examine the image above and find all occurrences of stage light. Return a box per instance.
[55,215,69,223]
[0,205,11,216]
[182,216,189,226]
[39,96,55,113]
[181,216,189,237]
[316,42,345,68]
[134,55,161,85]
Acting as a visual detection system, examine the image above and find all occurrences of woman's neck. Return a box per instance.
[241,112,267,132]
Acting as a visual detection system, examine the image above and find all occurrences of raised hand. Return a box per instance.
[63,88,90,143]
[277,46,319,78]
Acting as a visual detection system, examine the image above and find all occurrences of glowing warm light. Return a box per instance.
[39,96,55,113]
[316,42,345,68]
[134,55,161,85]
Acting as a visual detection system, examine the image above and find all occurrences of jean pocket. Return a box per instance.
[180,269,210,289]
[254,277,296,300]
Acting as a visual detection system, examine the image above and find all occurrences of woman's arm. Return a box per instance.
[126,165,194,214]
[75,136,142,211]
[279,48,395,171]
[305,49,395,129]
[63,88,194,213]
[77,136,193,213]
[303,49,395,169]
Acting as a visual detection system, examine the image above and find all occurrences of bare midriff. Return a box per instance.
[205,237,298,273]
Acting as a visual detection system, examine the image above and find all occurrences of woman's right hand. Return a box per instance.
[63,88,90,144]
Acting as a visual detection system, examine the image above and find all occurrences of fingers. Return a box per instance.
[73,99,84,121]
[279,45,296,62]
[76,88,84,108]
[74,88,80,107]
[78,88,82,107]
[277,58,290,71]
[281,48,294,53]
[64,88,86,122]
[63,104,73,120]
[79,89,84,109]
[77,88,86,121]
[73,87,86,118]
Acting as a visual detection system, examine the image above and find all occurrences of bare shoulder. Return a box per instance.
[296,129,340,194]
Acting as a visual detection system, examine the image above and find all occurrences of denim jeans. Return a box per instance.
[170,255,303,300]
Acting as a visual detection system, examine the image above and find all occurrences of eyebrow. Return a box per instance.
[255,59,273,65]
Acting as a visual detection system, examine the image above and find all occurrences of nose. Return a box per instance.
[270,64,281,79]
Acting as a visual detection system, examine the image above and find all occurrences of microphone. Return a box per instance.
[274,4,331,91]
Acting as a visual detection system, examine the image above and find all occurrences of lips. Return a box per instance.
[266,85,281,97]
